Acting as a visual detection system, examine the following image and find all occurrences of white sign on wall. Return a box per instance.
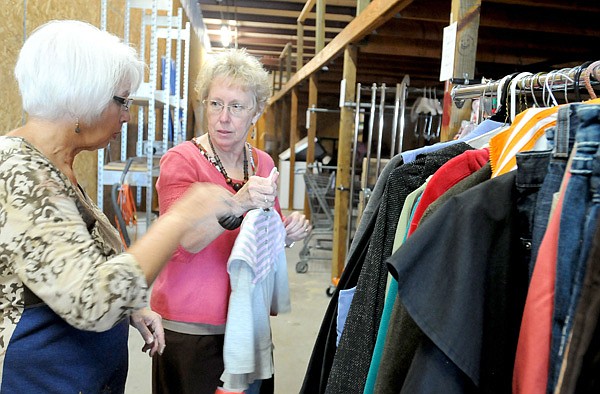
[439,22,457,81]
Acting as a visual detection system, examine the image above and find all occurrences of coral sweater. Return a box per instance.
[150,141,279,325]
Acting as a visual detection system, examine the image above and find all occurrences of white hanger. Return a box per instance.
[509,71,532,122]
[415,88,436,114]
[410,96,423,123]
[542,71,559,107]
[529,73,542,108]
[431,88,443,115]
[555,68,574,104]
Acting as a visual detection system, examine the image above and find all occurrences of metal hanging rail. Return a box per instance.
[451,62,600,102]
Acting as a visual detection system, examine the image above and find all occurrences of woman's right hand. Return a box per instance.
[233,168,279,213]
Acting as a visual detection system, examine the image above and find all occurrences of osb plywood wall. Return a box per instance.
[0,0,202,207]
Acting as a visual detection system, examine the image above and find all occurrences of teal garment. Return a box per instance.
[363,279,398,394]
[363,183,427,394]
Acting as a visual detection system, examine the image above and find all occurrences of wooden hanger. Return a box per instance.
[574,61,593,102]
[582,60,600,99]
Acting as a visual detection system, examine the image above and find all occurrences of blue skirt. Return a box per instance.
[2,304,129,393]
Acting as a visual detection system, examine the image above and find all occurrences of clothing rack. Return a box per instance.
[451,61,600,102]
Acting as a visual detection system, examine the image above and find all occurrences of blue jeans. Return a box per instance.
[530,105,578,278]
[515,149,551,271]
[245,379,263,394]
[548,104,600,393]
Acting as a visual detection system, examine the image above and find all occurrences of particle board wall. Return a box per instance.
[1,0,110,203]
[2,0,103,132]
[0,0,203,207]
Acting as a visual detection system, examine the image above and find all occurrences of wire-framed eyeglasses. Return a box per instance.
[203,99,253,117]
[113,95,134,111]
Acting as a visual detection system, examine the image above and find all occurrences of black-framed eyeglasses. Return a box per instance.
[202,99,253,117]
[113,95,134,111]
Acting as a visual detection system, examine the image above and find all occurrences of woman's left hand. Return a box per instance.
[130,307,165,357]
[284,210,311,244]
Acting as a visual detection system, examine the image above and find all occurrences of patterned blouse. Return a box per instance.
[0,136,148,385]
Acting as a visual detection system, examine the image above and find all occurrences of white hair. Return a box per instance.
[14,20,145,124]
[196,48,271,107]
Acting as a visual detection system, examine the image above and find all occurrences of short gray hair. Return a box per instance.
[196,48,271,108]
[14,20,145,124]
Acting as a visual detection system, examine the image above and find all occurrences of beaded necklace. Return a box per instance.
[194,135,255,192]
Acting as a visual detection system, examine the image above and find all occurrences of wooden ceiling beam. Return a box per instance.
[270,0,414,103]
[200,4,354,23]
[210,47,311,60]
[206,30,321,43]
[483,0,600,12]
[298,0,316,23]
[203,18,344,34]
[400,1,600,36]
[262,0,357,6]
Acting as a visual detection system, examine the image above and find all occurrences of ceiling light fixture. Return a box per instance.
[220,23,232,47]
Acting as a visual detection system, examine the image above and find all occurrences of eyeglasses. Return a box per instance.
[203,99,253,117]
[113,95,134,111]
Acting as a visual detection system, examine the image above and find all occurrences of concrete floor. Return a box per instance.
[125,239,333,394]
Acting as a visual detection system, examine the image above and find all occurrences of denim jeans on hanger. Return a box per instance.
[529,105,578,279]
[548,104,600,394]
[514,149,551,271]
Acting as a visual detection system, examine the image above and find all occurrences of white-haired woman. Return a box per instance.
[151,48,311,393]
[0,20,262,392]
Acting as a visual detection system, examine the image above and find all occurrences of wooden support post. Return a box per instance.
[356,0,369,15]
[298,0,316,23]
[304,75,318,218]
[280,96,289,157]
[440,0,481,141]
[316,0,325,53]
[289,87,299,210]
[278,59,284,92]
[274,101,282,154]
[331,45,357,280]
[296,22,304,72]
[285,43,292,83]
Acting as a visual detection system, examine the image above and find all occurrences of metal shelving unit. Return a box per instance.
[98,0,190,227]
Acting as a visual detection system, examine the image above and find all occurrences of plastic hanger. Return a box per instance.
[410,96,423,123]
[542,70,559,107]
[490,72,519,123]
[509,72,532,122]
[432,88,443,115]
[528,72,545,108]
[555,68,574,104]
[415,88,436,115]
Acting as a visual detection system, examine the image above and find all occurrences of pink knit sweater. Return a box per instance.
[150,141,280,324]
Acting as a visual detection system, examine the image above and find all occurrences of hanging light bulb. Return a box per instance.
[220,24,232,47]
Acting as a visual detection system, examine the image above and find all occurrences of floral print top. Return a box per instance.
[0,136,148,381]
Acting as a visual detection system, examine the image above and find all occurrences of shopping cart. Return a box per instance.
[296,169,336,273]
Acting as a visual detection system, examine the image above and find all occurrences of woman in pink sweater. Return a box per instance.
[151,48,310,394]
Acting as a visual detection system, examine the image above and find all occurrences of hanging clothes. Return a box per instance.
[366,147,489,394]
[364,179,429,394]
[220,209,290,392]
[513,152,572,394]
[300,154,406,394]
[556,224,600,393]
[547,104,600,393]
[512,103,580,394]
[386,167,530,393]
[324,143,473,394]
[302,63,600,394]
